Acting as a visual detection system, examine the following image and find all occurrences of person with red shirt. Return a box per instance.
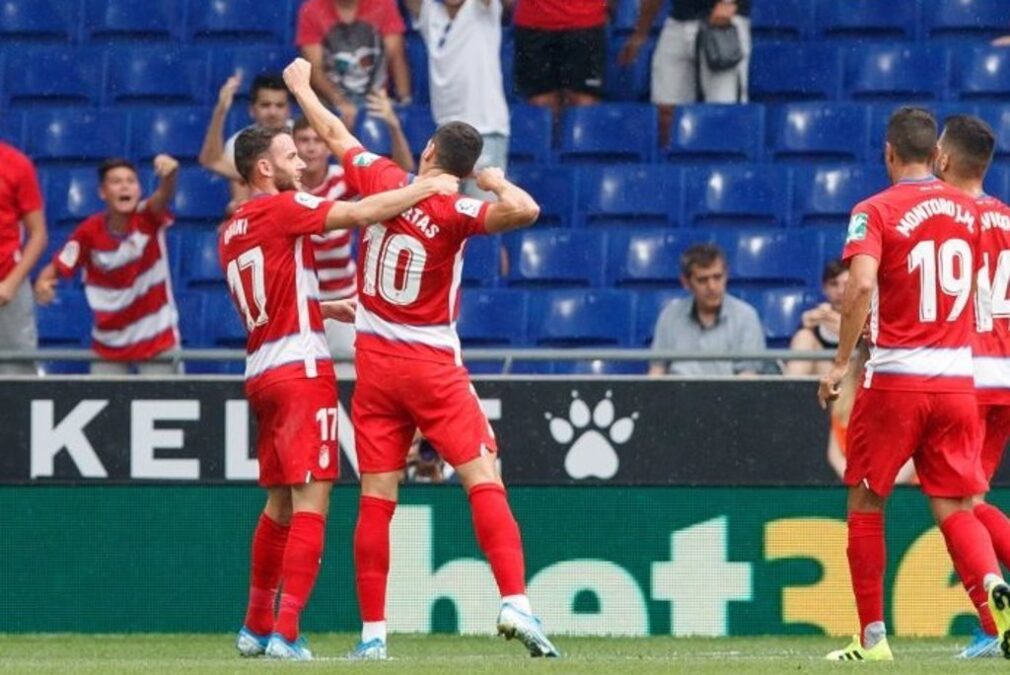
[818,107,1010,661]
[34,155,181,375]
[513,0,608,116]
[285,56,559,661]
[221,125,455,661]
[0,141,48,374]
[296,0,411,130]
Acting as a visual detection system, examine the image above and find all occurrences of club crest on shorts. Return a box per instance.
[318,445,330,470]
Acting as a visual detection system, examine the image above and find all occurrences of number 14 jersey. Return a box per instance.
[844,176,980,392]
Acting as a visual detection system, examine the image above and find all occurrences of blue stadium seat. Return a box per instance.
[105,48,209,105]
[922,0,1010,41]
[682,166,789,227]
[210,46,297,103]
[354,115,394,157]
[741,287,810,345]
[553,359,649,375]
[509,104,552,165]
[36,291,91,347]
[4,47,103,107]
[667,105,764,162]
[613,0,670,33]
[26,108,126,165]
[605,34,654,102]
[406,34,429,105]
[954,47,1010,102]
[986,163,1010,197]
[397,104,437,154]
[868,103,974,151]
[769,103,867,163]
[462,235,501,287]
[528,289,634,346]
[749,43,841,102]
[179,229,224,288]
[170,168,229,224]
[500,29,516,102]
[83,0,182,42]
[185,0,288,43]
[505,229,606,287]
[44,167,103,227]
[751,0,812,41]
[174,291,208,347]
[977,105,1010,159]
[608,228,706,287]
[634,289,687,345]
[715,229,815,287]
[844,45,950,101]
[128,107,208,162]
[507,165,575,226]
[579,165,679,226]
[815,0,917,40]
[793,164,887,228]
[203,290,247,347]
[0,109,25,147]
[0,0,79,43]
[457,289,527,346]
[816,227,847,271]
[559,104,657,163]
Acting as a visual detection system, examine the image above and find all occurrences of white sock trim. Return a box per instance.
[502,594,532,615]
[361,621,386,643]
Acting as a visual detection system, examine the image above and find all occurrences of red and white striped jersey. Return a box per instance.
[307,164,358,301]
[218,190,336,395]
[844,176,980,392]
[974,193,1010,404]
[53,204,178,361]
[341,147,490,365]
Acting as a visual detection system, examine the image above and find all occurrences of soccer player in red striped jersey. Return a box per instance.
[935,114,1010,658]
[284,57,560,660]
[818,107,1010,661]
[220,125,457,661]
[35,155,181,374]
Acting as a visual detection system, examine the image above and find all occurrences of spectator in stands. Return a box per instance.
[0,141,47,375]
[296,0,411,130]
[785,260,849,376]
[407,0,511,200]
[34,156,181,375]
[199,73,292,211]
[648,243,765,376]
[513,0,607,118]
[619,0,751,145]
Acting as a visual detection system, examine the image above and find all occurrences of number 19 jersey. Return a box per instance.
[218,190,336,395]
[843,176,979,392]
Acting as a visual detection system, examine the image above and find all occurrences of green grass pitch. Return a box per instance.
[0,634,1007,674]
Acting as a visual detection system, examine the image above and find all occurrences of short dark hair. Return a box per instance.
[234,126,288,183]
[680,243,726,278]
[822,259,847,284]
[250,73,288,103]
[98,157,138,182]
[886,106,938,164]
[431,121,483,178]
[292,116,312,134]
[941,114,996,179]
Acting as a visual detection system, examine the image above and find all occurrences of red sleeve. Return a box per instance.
[276,191,333,236]
[295,0,328,46]
[342,146,411,197]
[52,225,89,278]
[14,155,43,215]
[842,201,883,263]
[370,0,406,35]
[449,196,490,239]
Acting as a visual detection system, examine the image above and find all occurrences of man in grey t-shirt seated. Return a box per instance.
[648,243,766,376]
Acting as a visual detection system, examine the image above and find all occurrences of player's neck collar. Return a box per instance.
[896,174,937,185]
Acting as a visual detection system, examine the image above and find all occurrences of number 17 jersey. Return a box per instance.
[843,176,979,392]
[218,190,336,395]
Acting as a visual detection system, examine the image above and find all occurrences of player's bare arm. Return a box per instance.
[33,263,59,306]
[320,298,357,324]
[818,254,878,409]
[323,173,459,231]
[145,154,180,215]
[284,57,363,162]
[480,168,541,233]
[199,75,243,181]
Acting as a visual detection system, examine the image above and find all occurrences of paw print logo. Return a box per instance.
[546,390,638,480]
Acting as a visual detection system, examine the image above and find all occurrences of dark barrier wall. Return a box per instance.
[0,485,997,636]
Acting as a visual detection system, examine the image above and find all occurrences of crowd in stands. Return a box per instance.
[2,0,1010,375]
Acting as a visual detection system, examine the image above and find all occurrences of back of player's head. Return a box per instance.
[680,243,726,278]
[431,122,483,178]
[98,157,138,183]
[940,114,996,179]
[250,73,288,103]
[234,126,289,183]
[886,107,938,164]
[822,259,847,284]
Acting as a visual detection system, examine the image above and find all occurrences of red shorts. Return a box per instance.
[979,404,1010,483]
[249,376,340,487]
[845,388,985,498]
[352,350,497,474]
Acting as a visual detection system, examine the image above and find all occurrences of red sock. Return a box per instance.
[941,510,1001,636]
[975,503,1010,569]
[274,511,326,642]
[847,512,885,638]
[354,496,397,622]
[468,483,525,597]
[243,513,289,636]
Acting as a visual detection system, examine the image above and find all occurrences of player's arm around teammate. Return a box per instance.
[323,173,459,231]
[478,167,541,232]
